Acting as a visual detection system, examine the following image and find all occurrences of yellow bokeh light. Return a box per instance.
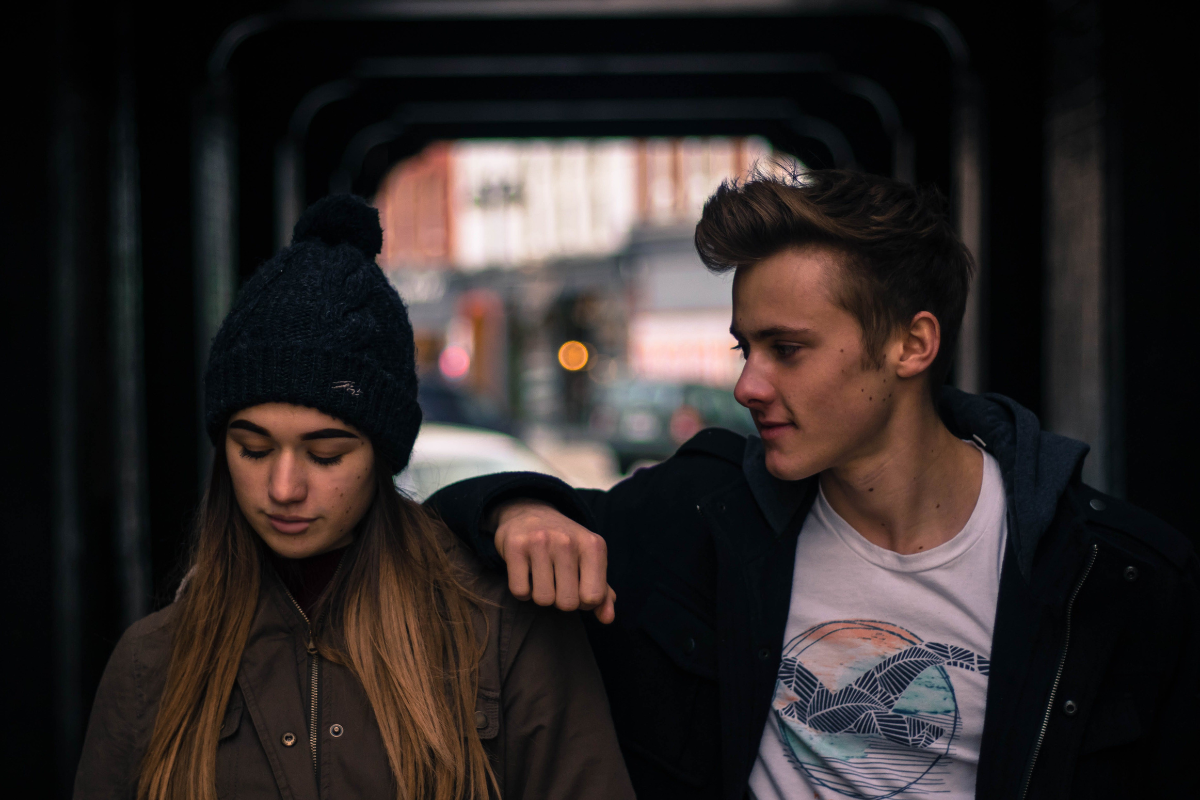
[557,340,589,371]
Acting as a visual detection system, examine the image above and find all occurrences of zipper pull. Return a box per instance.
[306,636,317,655]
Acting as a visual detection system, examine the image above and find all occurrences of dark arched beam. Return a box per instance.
[327,97,858,196]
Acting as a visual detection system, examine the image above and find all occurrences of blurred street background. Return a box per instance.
[3,0,1197,789]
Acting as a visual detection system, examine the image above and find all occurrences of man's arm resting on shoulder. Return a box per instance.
[426,472,616,623]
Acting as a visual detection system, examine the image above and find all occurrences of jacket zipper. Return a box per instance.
[1018,542,1098,800]
[282,589,321,777]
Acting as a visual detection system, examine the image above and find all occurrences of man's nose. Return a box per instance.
[268,451,307,506]
[734,356,775,409]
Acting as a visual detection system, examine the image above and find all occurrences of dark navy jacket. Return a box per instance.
[428,389,1199,799]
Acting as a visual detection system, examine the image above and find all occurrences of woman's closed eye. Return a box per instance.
[239,446,271,460]
[308,451,344,466]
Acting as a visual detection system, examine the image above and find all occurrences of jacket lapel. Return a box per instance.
[700,476,817,800]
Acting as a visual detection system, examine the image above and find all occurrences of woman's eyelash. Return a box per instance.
[239,447,269,460]
[309,453,344,466]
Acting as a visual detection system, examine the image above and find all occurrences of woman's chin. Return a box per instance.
[259,530,333,560]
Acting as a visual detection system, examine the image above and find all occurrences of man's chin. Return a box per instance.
[764,448,819,483]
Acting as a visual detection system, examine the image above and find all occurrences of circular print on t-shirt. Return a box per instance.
[771,619,990,799]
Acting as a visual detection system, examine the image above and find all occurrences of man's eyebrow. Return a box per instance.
[300,429,360,441]
[731,325,815,340]
[228,419,270,436]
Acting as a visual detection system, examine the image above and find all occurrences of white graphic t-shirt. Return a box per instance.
[748,444,1006,800]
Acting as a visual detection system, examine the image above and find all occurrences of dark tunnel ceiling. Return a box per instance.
[220,11,958,271]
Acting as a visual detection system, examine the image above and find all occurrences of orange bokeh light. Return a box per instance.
[557,340,589,371]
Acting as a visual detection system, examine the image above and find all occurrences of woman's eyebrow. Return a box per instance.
[228,420,270,436]
[300,429,360,441]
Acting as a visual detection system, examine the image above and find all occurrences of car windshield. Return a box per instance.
[395,423,560,501]
[603,380,684,409]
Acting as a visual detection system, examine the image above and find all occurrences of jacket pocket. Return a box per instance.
[638,589,718,680]
[606,590,719,787]
[219,686,244,740]
[1079,692,1141,753]
[474,687,500,740]
[216,686,245,799]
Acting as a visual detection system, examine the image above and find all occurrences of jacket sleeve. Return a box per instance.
[73,626,151,800]
[425,471,610,568]
[499,602,636,800]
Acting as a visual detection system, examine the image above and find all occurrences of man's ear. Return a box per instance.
[894,311,941,379]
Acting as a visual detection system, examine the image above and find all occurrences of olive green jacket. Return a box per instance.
[73,540,635,800]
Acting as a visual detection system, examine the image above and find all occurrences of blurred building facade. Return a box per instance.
[374,137,774,425]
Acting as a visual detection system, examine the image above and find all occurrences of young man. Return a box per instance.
[428,170,1197,800]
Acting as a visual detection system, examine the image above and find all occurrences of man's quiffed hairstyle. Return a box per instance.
[695,165,974,389]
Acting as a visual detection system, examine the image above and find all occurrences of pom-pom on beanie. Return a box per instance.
[204,194,421,474]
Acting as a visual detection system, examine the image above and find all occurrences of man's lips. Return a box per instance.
[755,420,795,441]
[266,514,316,535]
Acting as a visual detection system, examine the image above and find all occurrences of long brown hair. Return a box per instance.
[137,445,493,800]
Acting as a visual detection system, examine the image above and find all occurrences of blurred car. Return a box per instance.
[418,377,513,434]
[395,423,562,501]
[589,379,757,472]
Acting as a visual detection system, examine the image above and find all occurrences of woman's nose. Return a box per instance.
[268,451,307,505]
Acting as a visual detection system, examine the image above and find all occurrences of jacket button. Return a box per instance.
[758,648,771,661]
[281,732,297,747]
[1124,565,1139,582]
[329,724,344,738]
[474,711,488,729]
[1063,699,1078,716]
[1089,497,1106,511]
[684,636,696,655]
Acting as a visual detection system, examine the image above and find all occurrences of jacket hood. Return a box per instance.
[937,388,1089,578]
[744,389,1090,580]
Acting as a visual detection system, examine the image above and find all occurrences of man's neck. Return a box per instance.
[819,398,983,555]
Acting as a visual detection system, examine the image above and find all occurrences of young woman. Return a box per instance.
[74,195,635,800]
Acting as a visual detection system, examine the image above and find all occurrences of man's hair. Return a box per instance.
[694,165,974,388]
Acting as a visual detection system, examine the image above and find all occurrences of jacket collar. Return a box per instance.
[741,389,1090,580]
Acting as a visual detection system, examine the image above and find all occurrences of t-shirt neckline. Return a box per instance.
[813,443,1003,574]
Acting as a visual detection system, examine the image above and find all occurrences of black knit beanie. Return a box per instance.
[204,195,421,474]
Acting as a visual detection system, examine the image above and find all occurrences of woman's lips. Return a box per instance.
[757,421,795,441]
[267,514,316,535]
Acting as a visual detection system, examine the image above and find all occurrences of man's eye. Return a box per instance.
[239,447,270,460]
[731,342,748,359]
[774,344,800,358]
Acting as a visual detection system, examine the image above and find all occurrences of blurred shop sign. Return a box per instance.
[628,309,741,388]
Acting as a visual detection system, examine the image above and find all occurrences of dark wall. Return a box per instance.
[1104,2,1199,529]
[3,1,56,792]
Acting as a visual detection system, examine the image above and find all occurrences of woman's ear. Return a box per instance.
[894,311,941,379]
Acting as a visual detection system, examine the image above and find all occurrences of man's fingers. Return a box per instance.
[527,542,557,607]
[576,533,609,609]
[493,502,612,615]
[548,528,581,611]
[592,587,617,625]
[505,549,533,601]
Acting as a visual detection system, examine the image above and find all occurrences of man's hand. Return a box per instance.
[491,499,616,624]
